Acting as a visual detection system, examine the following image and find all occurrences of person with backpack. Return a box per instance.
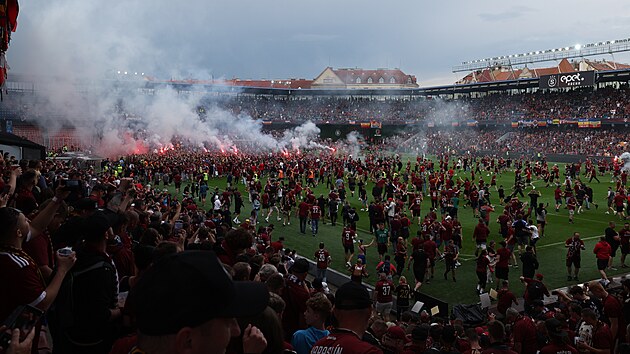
[520,273,550,316]
[52,212,121,354]
[375,255,396,280]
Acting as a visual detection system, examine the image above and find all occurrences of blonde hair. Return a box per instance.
[399,276,407,285]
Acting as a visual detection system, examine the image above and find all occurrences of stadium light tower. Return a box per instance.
[452,37,630,72]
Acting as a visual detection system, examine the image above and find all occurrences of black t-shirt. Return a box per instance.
[605,227,619,248]
[411,249,428,271]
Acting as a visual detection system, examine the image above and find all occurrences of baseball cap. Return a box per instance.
[289,258,310,274]
[74,198,98,211]
[334,281,372,310]
[545,318,568,338]
[132,251,269,336]
[386,326,407,341]
[412,324,430,341]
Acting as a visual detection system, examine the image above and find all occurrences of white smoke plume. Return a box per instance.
[7,0,326,157]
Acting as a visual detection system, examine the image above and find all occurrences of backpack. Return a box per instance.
[379,260,391,275]
[527,280,545,301]
[55,261,113,330]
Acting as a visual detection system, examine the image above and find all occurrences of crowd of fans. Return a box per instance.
[0,144,629,354]
[215,86,630,123]
[4,85,630,126]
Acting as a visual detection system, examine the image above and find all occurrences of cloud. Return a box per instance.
[290,33,340,42]
[478,6,534,22]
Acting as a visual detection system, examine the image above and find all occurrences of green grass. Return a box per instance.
[165,158,628,306]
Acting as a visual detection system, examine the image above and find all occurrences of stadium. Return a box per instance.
[1,1,630,354]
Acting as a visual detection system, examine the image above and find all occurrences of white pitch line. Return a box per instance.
[545,212,610,224]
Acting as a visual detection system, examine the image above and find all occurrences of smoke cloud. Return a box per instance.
[6,0,334,157]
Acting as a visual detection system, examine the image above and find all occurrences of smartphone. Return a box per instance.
[0,305,44,348]
[174,221,183,230]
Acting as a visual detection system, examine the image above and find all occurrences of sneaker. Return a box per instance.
[265,217,269,223]
[277,217,281,221]
[606,211,610,215]
[287,222,291,225]
[623,264,628,268]
[609,267,618,271]
[346,262,351,268]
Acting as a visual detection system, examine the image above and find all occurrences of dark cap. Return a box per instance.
[132,251,269,336]
[92,184,107,192]
[545,318,568,338]
[334,281,372,310]
[81,212,111,242]
[412,324,430,341]
[289,258,310,274]
[75,198,98,211]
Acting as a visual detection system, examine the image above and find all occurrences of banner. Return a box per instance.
[552,119,560,125]
[539,71,595,89]
[427,122,435,128]
[360,122,370,128]
[511,122,519,128]
[451,122,459,127]
[537,121,547,127]
[578,119,589,128]
[370,121,382,129]
[589,120,601,128]
[467,120,478,127]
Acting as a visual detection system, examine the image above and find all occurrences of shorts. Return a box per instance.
[413,268,426,282]
[555,198,562,205]
[376,301,393,317]
[622,244,630,255]
[475,241,487,249]
[566,256,581,268]
[377,243,387,255]
[516,235,529,246]
[537,220,546,227]
[412,209,421,217]
[343,244,355,254]
[617,206,625,213]
[597,258,609,270]
[495,266,509,280]
[611,245,619,258]
[358,254,366,265]
[471,201,479,209]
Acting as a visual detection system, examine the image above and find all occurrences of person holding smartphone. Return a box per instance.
[0,187,76,353]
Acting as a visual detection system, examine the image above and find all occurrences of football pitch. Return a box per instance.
[176,158,628,306]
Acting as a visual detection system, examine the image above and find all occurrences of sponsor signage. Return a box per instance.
[539,71,595,89]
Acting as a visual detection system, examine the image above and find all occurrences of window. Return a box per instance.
[378,77,385,83]
[407,77,412,84]
[356,77,361,84]
[389,77,396,84]
[367,77,373,84]
[323,78,333,83]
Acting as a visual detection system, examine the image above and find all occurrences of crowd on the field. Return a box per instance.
[392,129,630,157]
[1,149,630,354]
